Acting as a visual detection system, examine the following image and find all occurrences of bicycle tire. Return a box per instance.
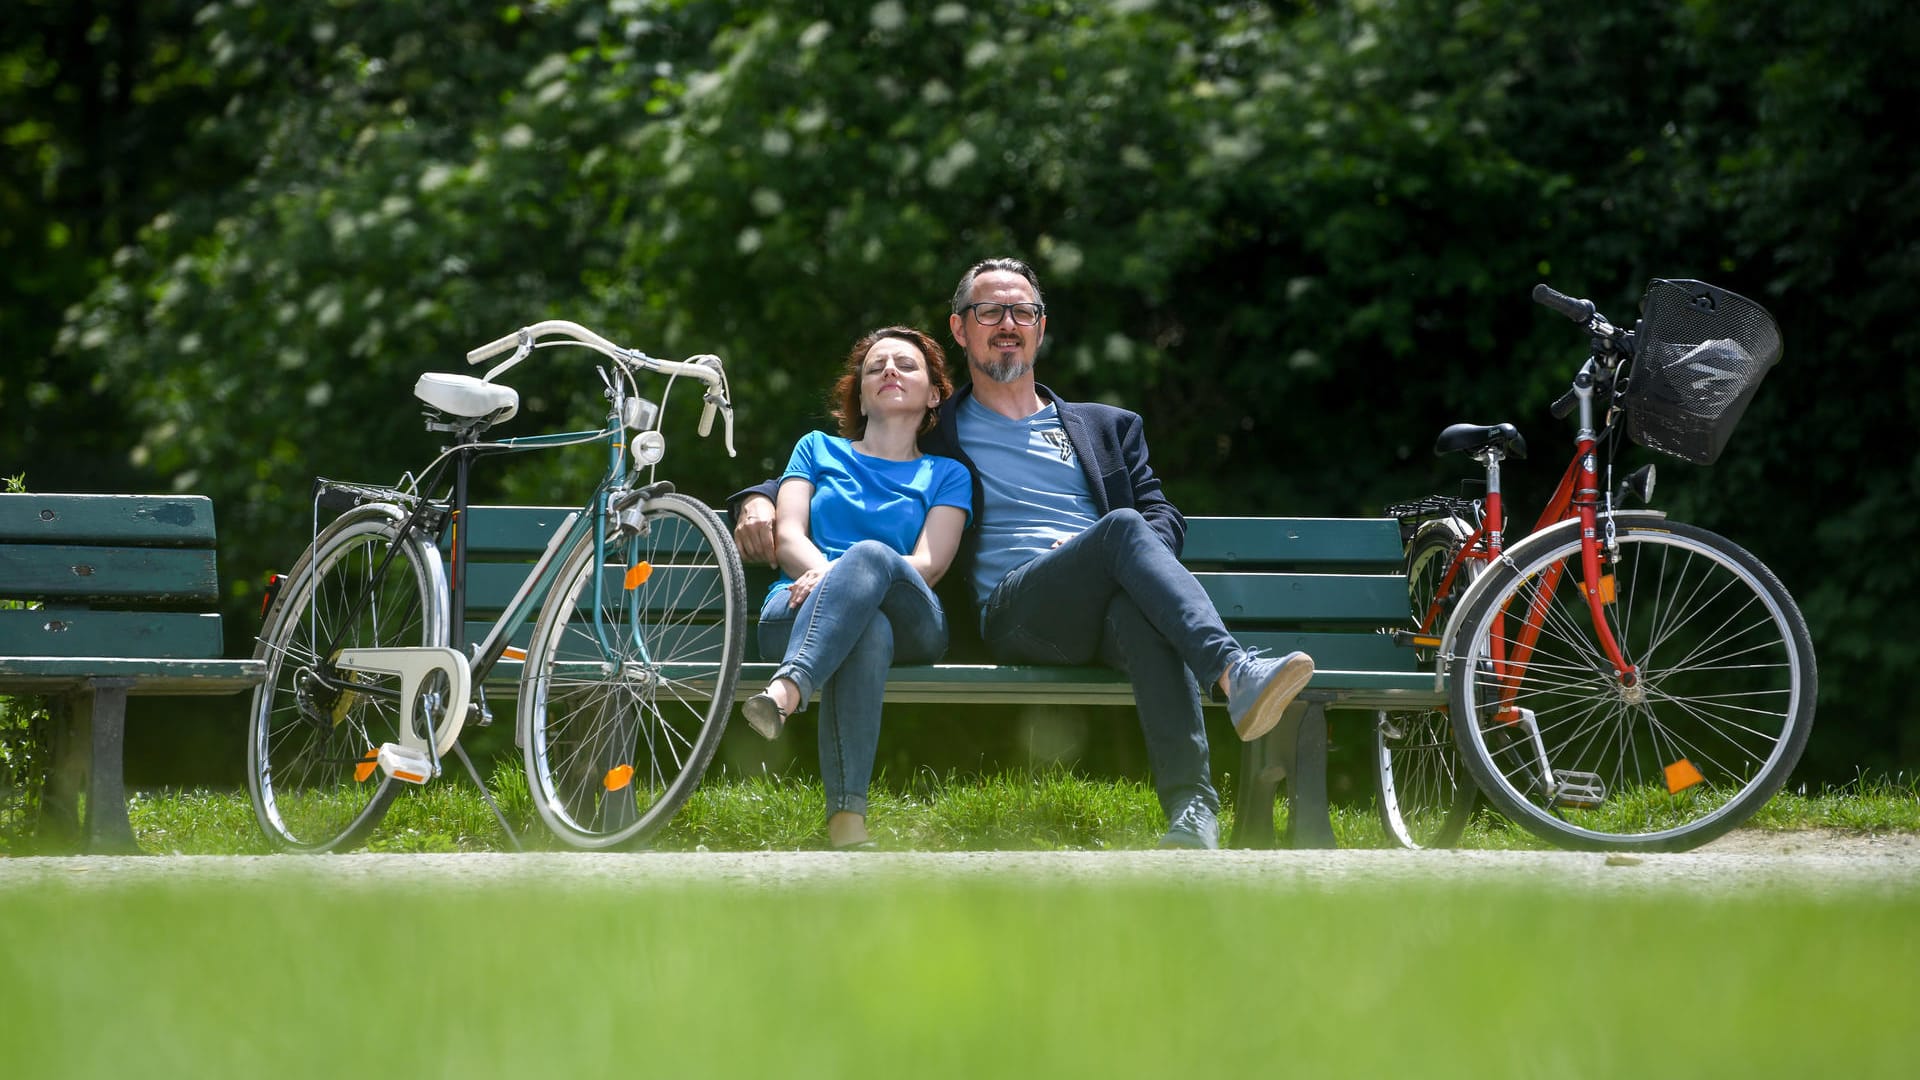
[1447,518,1816,851]
[248,505,449,852]
[520,490,745,849]
[1375,516,1480,849]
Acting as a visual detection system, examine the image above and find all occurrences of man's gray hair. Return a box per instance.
[951,257,1045,314]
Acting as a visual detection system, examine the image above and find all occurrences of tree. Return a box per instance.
[38,0,1920,778]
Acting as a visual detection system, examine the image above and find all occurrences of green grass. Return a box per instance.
[1,875,1916,1077]
[103,767,1920,855]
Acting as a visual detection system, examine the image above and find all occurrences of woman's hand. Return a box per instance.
[787,565,827,609]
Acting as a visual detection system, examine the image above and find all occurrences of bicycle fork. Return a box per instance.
[1489,441,1639,716]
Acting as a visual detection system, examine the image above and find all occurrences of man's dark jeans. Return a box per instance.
[980,509,1241,815]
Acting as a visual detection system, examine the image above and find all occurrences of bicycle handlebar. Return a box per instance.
[467,320,724,387]
[1532,283,1596,324]
[466,330,521,365]
[464,320,737,455]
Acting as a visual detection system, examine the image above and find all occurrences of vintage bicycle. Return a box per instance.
[1375,279,1816,851]
[247,321,746,852]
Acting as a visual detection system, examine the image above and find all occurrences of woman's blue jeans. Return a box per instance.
[980,509,1240,817]
[755,540,948,819]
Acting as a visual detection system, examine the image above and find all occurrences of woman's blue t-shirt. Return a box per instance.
[769,430,972,599]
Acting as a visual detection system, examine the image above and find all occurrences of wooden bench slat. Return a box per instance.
[0,609,225,659]
[1233,630,1416,672]
[459,506,577,554]
[462,562,731,615]
[0,494,217,547]
[0,543,221,601]
[0,657,264,694]
[458,505,719,557]
[1181,516,1405,567]
[1199,572,1411,624]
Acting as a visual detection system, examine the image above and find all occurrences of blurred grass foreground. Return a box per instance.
[1,870,1916,1077]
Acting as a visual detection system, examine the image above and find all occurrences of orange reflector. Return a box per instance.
[1410,635,1441,648]
[603,765,635,791]
[624,562,653,590]
[501,646,526,662]
[392,770,428,784]
[1597,574,1617,604]
[354,748,379,784]
[1664,758,1705,794]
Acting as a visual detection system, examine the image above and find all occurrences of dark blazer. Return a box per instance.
[730,381,1187,656]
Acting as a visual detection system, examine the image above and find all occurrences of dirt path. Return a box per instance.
[5,829,1917,894]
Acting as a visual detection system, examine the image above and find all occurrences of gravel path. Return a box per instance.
[5,830,1918,894]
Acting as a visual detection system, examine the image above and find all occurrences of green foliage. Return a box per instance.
[0,474,50,850]
[11,0,1920,778]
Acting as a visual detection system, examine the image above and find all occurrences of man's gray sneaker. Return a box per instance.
[1157,799,1220,850]
[1225,649,1314,741]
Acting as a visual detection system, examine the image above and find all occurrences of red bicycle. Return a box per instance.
[1376,279,1816,852]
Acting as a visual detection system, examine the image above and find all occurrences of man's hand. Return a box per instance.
[733,493,777,567]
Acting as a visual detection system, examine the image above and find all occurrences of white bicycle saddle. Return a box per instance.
[413,372,519,423]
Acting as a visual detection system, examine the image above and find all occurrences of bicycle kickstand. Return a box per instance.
[449,741,525,853]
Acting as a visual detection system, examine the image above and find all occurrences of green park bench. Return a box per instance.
[460,505,1443,848]
[0,494,265,853]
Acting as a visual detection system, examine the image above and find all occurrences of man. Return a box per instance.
[732,257,1313,849]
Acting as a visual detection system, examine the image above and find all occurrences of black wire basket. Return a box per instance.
[1622,279,1783,465]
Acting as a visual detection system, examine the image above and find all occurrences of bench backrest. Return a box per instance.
[0,494,228,660]
[451,507,1415,674]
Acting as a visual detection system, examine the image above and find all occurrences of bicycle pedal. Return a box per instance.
[1551,770,1606,809]
[377,742,435,785]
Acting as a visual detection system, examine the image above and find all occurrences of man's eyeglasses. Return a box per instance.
[958,301,1045,326]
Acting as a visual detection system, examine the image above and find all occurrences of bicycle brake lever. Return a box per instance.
[720,403,737,458]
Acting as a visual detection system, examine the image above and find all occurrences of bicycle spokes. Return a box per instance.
[1453,521,1813,850]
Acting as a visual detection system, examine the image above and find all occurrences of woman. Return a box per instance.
[743,326,971,849]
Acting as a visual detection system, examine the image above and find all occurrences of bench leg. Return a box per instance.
[39,694,85,851]
[1230,726,1281,848]
[1229,700,1335,850]
[79,679,143,854]
[1283,702,1335,849]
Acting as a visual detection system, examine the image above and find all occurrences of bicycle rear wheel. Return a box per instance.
[521,491,745,849]
[1448,519,1815,851]
[248,506,448,852]
[1376,516,1480,849]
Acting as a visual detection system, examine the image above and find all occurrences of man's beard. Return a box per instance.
[975,351,1032,384]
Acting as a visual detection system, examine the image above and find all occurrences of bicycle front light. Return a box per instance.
[1613,463,1657,507]
[631,430,666,467]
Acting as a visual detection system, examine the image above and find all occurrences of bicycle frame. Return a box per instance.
[300,417,619,762]
[1415,358,1638,718]
[300,324,735,775]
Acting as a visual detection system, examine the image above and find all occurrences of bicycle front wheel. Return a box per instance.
[1448,519,1815,851]
[1376,516,1480,849]
[521,491,745,849]
[248,506,448,852]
